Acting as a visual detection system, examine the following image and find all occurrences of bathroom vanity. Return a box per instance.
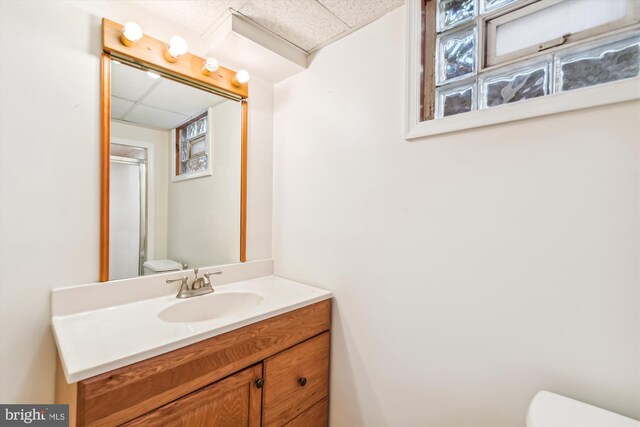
[53,274,332,426]
[52,21,333,426]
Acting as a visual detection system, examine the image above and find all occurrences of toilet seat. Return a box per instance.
[527,391,640,427]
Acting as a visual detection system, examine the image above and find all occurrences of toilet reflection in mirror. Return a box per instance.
[109,60,242,280]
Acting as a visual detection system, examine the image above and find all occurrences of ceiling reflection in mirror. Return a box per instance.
[109,60,241,280]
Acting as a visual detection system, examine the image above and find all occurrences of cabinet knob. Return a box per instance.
[255,378,264,388]
[298,377,307,387]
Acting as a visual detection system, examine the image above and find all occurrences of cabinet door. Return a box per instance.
[122,364,262,427]
[262,332,330,426]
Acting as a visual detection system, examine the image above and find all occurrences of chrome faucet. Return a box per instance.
[166,268,223,299]
[191,268,207,290]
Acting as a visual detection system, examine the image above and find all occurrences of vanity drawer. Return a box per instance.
[283,397,329,427]
[262,332,330,426]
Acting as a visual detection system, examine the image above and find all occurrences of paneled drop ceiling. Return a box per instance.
[132,0,404,53]
[111,61,227,130]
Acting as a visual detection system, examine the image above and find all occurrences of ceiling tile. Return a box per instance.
[111,144,147,159]
[111,96,135,120]
[377,0,406,9]
[111,61,158,101]
[124,104,190,130]
[237,0,349,51]
[318,0,403,28]
[132,0,250,35]
[142,79,228,117]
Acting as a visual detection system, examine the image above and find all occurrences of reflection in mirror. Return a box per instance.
[109,60,241,280]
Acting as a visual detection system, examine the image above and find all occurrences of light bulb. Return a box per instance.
[121,22,143,47]
[202,58,220,76]
[232,69,250,87]
[165,36,188,62]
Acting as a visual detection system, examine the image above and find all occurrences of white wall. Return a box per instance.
[273,6,640,427]
[111,121,170,261]
[168,100,241,267]
[246,78,274,262]
[0,0,273,403]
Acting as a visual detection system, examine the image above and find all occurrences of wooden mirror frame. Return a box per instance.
[100,19,248,282]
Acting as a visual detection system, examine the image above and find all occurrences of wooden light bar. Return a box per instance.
[102,18,248,100]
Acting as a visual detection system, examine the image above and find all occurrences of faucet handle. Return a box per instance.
[167,276,189,296]
[166,276,187,284]
[166,276,188,290]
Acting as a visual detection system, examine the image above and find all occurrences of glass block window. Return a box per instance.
[480,58,550,108]
[436,26,477,85]
[435,78,476,118]
[555,35,640,92]
[437,0,475,32]
[176,112,208,177]
[481,0,516,14]
[422,0,640,122]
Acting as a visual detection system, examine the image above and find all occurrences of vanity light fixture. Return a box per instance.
[120,22,143,47]
[232,69,250,87]
[201,58,220,76]
[164,36,188,62]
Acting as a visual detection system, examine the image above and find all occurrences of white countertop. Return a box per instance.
[52,275,331,383]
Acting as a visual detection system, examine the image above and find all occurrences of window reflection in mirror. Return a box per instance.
[109,60,241,280]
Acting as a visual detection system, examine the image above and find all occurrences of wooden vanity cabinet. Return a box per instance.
[122,364,263,427]
[56,300,331,427]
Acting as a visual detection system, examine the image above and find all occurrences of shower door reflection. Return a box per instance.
[109,145,147,280]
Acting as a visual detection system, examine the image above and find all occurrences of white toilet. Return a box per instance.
[527,391,640,427]
[142,259,183,275]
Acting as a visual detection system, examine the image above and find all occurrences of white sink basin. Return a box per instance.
[52,275,332,382]
[158,292,263,323]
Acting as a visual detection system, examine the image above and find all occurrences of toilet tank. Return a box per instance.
[143,259,183,275]
[527,391,640,427]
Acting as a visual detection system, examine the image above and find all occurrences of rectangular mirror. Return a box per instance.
[103,58,246,281]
